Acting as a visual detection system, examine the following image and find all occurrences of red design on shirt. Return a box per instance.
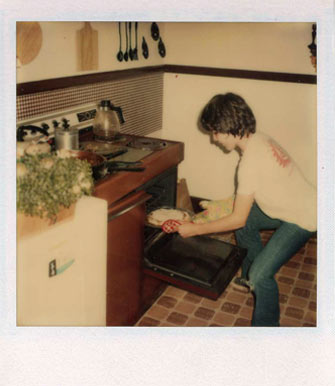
[268,139,291,168]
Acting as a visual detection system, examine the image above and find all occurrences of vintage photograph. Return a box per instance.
[16,21,318,328]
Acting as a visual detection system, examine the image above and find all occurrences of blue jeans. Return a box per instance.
[235,204,314,327]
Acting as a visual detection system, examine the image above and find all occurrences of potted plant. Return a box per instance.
[17,152,94,237]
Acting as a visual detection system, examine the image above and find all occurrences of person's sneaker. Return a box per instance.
[231,277,250,293]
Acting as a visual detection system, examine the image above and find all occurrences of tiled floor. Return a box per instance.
[136,231,317,327]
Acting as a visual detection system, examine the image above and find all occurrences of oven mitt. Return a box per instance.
[192,195,235,224]
[162,219,182,233]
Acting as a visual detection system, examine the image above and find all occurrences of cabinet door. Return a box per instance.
[106,190,151,326]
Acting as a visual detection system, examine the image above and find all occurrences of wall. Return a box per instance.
[160,22,317,199]
[16,21,166,83]
[163,22,315,74]
[16,21,315,84]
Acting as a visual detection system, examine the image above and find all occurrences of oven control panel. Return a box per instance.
[16,103,98,142]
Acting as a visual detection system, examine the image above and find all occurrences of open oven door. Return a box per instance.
[143,229,247,300]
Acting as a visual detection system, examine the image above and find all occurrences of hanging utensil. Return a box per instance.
[142,37,149,59]
[116,22,123,62]
[151,22,160,41]
[158,37,166,58]
[308,24,317,57]
[148,22,166,58]
[124,22,129,62]
[128,22,134,61]
[133,22,139,60]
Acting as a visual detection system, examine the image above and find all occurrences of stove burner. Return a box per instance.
[127,138,168,151]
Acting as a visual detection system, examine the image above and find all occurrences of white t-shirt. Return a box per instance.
[237,132,317,232]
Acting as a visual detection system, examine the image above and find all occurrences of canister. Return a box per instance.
[55,127,79,150]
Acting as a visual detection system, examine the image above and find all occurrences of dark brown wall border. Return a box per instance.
[164,65,317,85]
[17,65,316,95]
[17,66,164,95]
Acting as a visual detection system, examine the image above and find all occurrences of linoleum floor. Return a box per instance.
[136,231,317,327]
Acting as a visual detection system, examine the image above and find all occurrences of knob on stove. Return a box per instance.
[52,120,60,128]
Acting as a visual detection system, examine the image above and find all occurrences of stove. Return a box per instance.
[16,103,174,181]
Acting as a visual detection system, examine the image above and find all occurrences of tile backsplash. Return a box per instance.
[16,72,164,137]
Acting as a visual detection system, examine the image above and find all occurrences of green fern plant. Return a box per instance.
[17,153,94,220]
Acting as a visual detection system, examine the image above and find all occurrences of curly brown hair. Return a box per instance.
[200,93,256,138]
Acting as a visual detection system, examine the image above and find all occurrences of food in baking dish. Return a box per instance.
[147,208,192,227]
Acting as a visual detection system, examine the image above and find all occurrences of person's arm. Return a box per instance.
[178,193,254,238]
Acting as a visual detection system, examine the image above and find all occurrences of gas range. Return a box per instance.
[16,103,172,180]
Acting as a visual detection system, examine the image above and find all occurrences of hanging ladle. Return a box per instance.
[133,22,138,60]
[116,22,123,62]
[124,22,129,62]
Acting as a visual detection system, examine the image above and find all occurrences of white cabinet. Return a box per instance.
[17,196,108,326]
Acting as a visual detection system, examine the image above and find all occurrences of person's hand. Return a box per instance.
[177,221,201,238]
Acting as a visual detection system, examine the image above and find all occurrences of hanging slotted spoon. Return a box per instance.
[128,22,134,60]
[116,22,123,62]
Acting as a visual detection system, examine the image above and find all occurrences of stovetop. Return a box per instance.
[16,103,174,180]
[16,102,185,198]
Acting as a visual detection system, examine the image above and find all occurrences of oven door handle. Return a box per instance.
[108,191,151,221]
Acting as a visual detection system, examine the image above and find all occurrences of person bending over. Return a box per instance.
[177,93,317,327]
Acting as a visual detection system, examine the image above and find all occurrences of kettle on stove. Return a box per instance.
[93,100,125,140]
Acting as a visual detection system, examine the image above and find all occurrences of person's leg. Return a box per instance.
[248,222,314,326]
[235,204,282,279]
